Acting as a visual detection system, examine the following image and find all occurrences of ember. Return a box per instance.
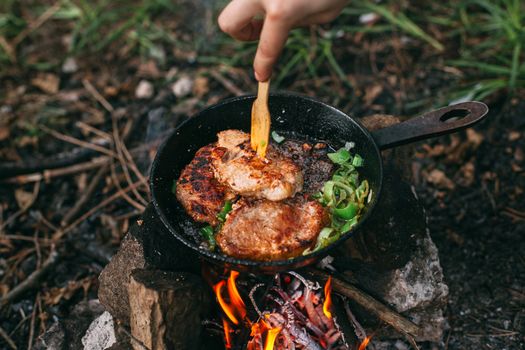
[223,318,233,349]
[213,271,350,350]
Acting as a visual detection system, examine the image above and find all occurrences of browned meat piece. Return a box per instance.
[216,198,328,260]
[211,130,303,201]
[277,140,335,194]
[176,145,233,226]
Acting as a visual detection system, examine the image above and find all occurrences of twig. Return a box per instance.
[75,121,113,141]
[1,135,160,185]
[111,116,148,206]
[40,125,115,158]
[0,249,59,306]
[27,295,39,350]
[61,163,110,226]
[209,70,245,96]
[12,1,62,46]
[1,156,110,185]
[307,269,421,337]
[110,161,146,211]
[52,180,144,241]
[82,79,114,113]
[0,36,16,63]
[0,146,102,180]
[0,325,17,350]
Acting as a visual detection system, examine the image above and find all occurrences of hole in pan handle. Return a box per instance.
[370,101,489,150]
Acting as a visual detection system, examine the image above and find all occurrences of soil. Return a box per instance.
[0,2,524,348]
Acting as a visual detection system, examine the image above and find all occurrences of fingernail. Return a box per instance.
[254,71,262,81]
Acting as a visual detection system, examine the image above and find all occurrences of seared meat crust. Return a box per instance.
[176,145,232,226]
[216,198,328,261]
[277,140,335,194]
[212,130,303,201]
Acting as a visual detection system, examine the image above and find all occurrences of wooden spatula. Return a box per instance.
[251,80,271,158]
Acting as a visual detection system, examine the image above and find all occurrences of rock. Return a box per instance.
[98,206,201,324]
[98,231,146,322]
[62,57,78,73]
[128,270,210,350]
[81,311,117,350]
[34,299,105,350]
[171,76,193,97]
[33,322,66,350]
[383,229,449,313]
[135,80,154,99]
[337,114,449,343]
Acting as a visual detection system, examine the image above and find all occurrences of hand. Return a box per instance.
[218,0,348,81]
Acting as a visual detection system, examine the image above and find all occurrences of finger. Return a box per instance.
[218,0,263,41]
[237,19,264,41]
[254,17,291,81]
[296,8,346,27]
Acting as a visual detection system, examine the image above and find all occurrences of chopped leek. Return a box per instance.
[200,225,216,249]
[308,147,370,254]
[271,131,285,143]
[216,200,232,222]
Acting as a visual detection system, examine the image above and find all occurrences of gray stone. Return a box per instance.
[135,80,154,99]
[33,322,65,350]
[171,76,193,97]
[62,57,78,73]
[33,300,105,350]
[81,312,116,350]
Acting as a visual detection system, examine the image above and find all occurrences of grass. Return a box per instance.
[0,0,523,103]
[0,0,180,66]
[448,0,525,100]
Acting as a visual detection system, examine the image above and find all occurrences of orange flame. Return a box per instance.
[227,270,247,320]
[264,327,282,350]
[323,276,333,318]
[358,335,372,350]
[213,280,240,325]
[222,318,232,349]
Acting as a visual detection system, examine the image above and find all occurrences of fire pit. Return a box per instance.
[89,114,450,350]
[211,270,349,350]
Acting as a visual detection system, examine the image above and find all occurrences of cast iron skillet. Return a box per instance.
[150,92,488,273]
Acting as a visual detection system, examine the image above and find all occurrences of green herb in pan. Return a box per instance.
[200,225,216,250]
[306,147,370,254]
[200,200,233,251]
[216,200,232,223]
[271,131,285,143]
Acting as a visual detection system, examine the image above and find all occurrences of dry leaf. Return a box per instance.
[0,283,9,297]
[15,188,36,210]
[466,129,484,148]
[363,84,383,106]
[31,73,60,94]
[42,277,93,306]
[508,131,521,142]
[193,76,209,98]
[0,126,9,141]
[426,169,455,190]
[458,162,475,187]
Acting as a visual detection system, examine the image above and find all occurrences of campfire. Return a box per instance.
[211,270,370,350]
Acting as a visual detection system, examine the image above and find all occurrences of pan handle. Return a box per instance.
[370,101,489,150]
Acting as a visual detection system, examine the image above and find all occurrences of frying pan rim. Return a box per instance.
[150,91,384,269]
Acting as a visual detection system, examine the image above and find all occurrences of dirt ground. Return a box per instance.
[414,100,525,349]
[0,1,524,349]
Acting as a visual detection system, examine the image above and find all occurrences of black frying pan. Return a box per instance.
[150,92,488,273]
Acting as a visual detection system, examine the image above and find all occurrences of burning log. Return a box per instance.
[128,269,210,350]
[214,271,351,350]
[307,269,420,337]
